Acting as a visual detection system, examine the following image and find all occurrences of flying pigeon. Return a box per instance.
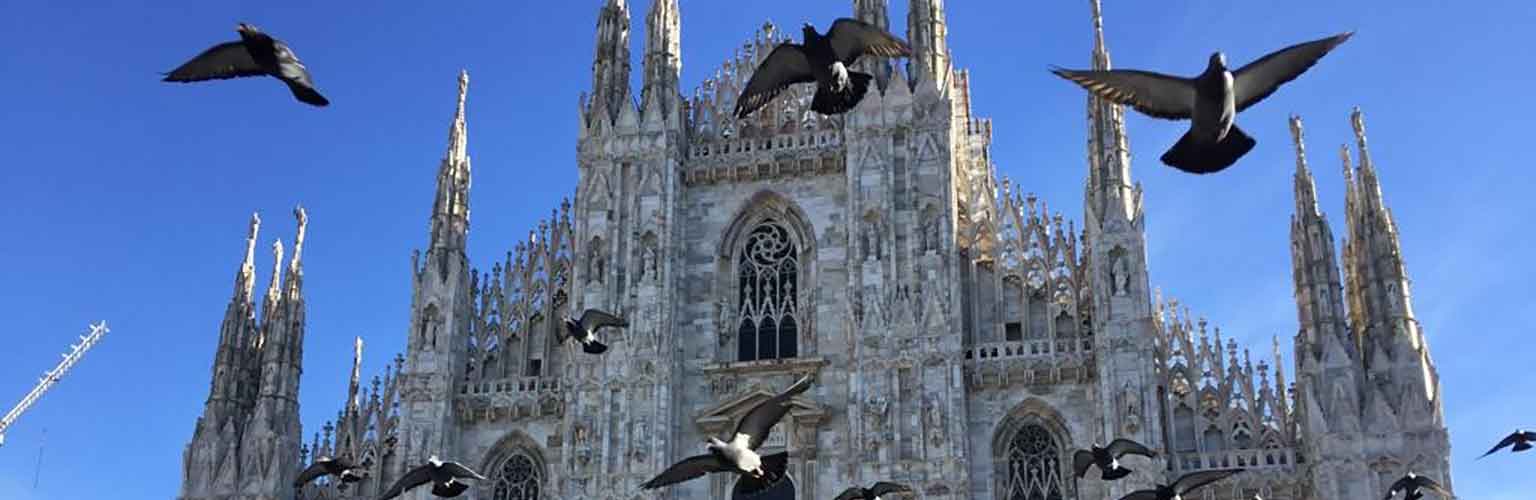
[1383,472,1451,500]
[560,308,628,355]
[640,375,816,490]
[1073,438,1157,480]
[833,481,914,500]
[294,456,366,490]
[377,455,486,500]
[1118,468,1244,500]
[1478,429,1536,459]
[1050,32,1352,174]
[734,18,911,119]
[162,23,330,107]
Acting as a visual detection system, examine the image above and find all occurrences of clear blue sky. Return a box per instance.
[0,1,1531,498]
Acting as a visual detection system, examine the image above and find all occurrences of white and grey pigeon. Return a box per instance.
[1478,429,1536,459]
[1383,472,1451,500]
[1073,438,1157,480]
[377,455,486,500]
[640,375,815,491]
[833,481,914,500]
[734,18,911,119]
[162,22,330,107]
[1118,468,1244,500]
[560,308,628,355]
[1051,32,1352,174]
[293,455,365,490]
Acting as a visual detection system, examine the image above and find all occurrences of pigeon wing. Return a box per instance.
[270,40,330,106]
[1479,432,1521,459]
[1117,489,1163,500]
[640,454,728,489]
[1231,32,1353,112]
[1172,468,1243,494]
[578,308,629,333]
[162,41,266,82]
[1049,68,1196,120]
[293,461,329,488]
[1072,449,1096,478]
[825,18,913,64]
[377,464,434,500]
[734,43,816,119]
[832,487,867,500]
[438,461,487,480]
[1413,475,1451,496]
[1106,438,1157,459]
[734,375,815,450]
[869,481,913,497]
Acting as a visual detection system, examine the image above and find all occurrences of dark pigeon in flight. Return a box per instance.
[833,481,914,500]
[560,308,628,355]
[1383,472,1451,500]
[734,18,911,119]
[294,455,365,490]
[162,23,330,107]
[1478,429,1536,459]
[1051,32,1352,174]
[377,455,485,499]
[640,375,815,491]
[1073,438,1157,480]
[1118,468,1244,500]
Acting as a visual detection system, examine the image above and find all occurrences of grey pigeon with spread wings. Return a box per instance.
[162,23,330,107]
[377,455,485,500]
[1118,468,1244,500]
[560,308,628,355]
[294,456,365,490]
[1478,429,1536,459]
[833,481,914,500]
[1383,472,1451,500]
[1073,438,1157,480]
[734,18,911,119]
[640,375,815,491]
[1051,32,1351,174]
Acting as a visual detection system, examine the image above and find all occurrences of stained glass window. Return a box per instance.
[490,452,541,500]
[736,220,799,361]
[1003,424,1067,500]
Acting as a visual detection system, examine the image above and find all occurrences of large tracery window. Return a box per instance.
[490,452,542,500]
[737,220,799,362]
[1003,424,1067,500]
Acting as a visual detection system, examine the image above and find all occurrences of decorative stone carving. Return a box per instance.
[1112,252,1131,296]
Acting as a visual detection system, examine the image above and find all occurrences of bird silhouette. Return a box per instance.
[1478,429,1536,459]
[1050,32,1352,174]
[1117,468,1244,500]
[1072,438,1157,480]
[293,455,365,490]
[833,481,914,500]
[1383,472,1451,500]
[162,22,329,107]
[560,308,628,355]
[734,18,911,119]
[377,455,486,499]
[640,375,815,490]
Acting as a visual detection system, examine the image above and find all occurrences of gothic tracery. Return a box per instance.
[736,220,800,362]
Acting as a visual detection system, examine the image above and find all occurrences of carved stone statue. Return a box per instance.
[642,244,658,281]
[1112,254,1131,296]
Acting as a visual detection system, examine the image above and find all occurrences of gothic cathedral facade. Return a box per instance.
[176,1,1455,499]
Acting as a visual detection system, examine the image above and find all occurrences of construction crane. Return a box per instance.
[0,321,109,447]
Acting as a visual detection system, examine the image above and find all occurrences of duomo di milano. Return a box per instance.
[175,0,1457,499]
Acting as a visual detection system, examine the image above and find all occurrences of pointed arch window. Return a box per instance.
[736,220,799,361]
[1002,424,1068,500]
[490,451,542,500]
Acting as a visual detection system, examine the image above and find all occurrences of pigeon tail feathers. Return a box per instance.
[582,339,609,354]
[432,480,471,498]
[286,82,330,107]
[758,451,791,481]
[1160,125,1256,174]
[811,71,873,115]
[1514,441,1532,452]
[1101,466,1133,481]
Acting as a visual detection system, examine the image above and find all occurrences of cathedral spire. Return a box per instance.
[1083,0,1136,225]
[588,0,632,125]
[265,239,284,309]
[906,0,950,91]
[1290,115,1320,216]
[1350,107,1387,215]
[234,213,260,302]
[430,71,472,251]
[640,0,681,123]
[853,0,893,90]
